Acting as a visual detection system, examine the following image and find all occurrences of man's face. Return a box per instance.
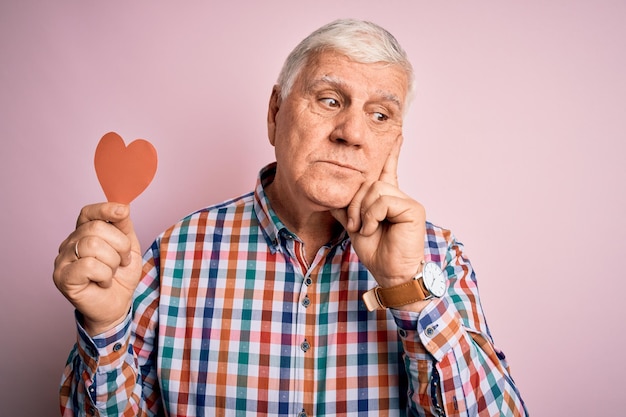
[267,50,408,211]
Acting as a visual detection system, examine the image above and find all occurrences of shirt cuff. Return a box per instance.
[75,310,133,374]
[391,297,464,362]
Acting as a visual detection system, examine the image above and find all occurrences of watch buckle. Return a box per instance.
[363,287,384,311]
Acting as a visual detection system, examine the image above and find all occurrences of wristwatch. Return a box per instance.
[362,261,446,311]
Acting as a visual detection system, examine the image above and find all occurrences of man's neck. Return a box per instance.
[264,181,343,265]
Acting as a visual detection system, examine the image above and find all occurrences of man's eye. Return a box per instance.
[373,112,389,122]
[320,98,340,108]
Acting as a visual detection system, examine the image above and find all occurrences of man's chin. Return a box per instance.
[298,176,362,211]
[310,190,357,212]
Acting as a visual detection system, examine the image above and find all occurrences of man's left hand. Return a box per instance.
[331,135,426,290]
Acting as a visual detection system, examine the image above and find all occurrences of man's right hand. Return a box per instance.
[53,202,142,336]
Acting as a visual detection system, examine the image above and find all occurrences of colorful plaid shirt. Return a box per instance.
[60,163,528,417]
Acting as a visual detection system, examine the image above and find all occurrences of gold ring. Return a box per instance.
[74,240,81,260]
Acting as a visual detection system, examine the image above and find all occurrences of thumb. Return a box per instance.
[98,203,136,240]
[105,204,141,266]
[77,202,129,227]
[330,208,357,233]
[103,204,140,251]
[114,215,141,267]
[112,212,135,238]
[330,208,347,228]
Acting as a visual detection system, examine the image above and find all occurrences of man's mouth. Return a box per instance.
[319,160,362,173]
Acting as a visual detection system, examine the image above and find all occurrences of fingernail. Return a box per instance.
[347,218,355,231]
[114,204,126,215]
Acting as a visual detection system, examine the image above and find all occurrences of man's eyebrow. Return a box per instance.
[305,75,345,92]
[306,75,403,111]
[376,90,403,112]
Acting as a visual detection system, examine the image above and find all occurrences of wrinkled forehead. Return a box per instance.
[299,51,409,108]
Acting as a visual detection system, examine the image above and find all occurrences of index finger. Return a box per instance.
[378,134,403,186]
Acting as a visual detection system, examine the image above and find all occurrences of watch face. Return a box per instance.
[423,262,446,298]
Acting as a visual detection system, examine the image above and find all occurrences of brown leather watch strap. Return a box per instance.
[362,279,428,311]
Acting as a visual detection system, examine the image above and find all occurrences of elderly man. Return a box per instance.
[54,19,527,417]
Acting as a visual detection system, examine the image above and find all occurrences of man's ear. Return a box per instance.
[267,85,282,146]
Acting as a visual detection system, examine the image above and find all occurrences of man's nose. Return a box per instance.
[330,107,366,147]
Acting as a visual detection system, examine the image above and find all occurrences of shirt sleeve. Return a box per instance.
[59,240,163,417]
[391,227,529,416]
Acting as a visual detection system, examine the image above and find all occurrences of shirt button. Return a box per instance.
[113,343,122,352]
[298,410,308,417]
[398,329,407,338]
[302,296,311,308]
[300,340,311,352]
[425,326,435,337]
[304,277,312,286]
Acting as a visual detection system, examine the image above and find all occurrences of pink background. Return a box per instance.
[1,1,624,415]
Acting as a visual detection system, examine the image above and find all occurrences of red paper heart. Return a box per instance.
[94,132,158,204]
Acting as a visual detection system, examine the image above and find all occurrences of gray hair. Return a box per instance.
[277,19,415,106]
